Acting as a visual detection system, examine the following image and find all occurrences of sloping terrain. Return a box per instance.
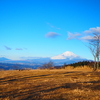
[0,67,100,100]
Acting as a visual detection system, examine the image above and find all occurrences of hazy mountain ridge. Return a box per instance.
[0,51,88,70]
[0,57,10,61]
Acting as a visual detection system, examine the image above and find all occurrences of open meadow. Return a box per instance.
[0,66,100,100]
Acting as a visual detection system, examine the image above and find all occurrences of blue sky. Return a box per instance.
[0,0,100,60]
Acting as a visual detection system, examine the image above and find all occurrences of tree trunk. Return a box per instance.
[97,56,99,70]
[93,57,97,71]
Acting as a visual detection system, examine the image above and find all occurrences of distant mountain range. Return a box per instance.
[0,51,88,70]
[0,57,10,61]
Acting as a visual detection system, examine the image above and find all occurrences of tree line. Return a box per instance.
[62,61,96,68]
[39,61,99,69]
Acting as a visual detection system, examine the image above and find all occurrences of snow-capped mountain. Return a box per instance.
[51,51,80,60]
[0,51,88,70]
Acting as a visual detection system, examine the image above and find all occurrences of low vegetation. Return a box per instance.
[62,61,94,68]
[0,66,100,100]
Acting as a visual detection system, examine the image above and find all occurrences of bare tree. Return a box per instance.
[88,33,100,71]
[40,61,54,69]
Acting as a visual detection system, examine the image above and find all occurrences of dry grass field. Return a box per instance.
[0,66,100,100]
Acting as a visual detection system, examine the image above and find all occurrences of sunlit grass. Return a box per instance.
[0,67,100,100]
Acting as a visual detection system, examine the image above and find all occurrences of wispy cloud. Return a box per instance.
[45,32,60,38]
[4,46,12,50]
[80,35,94,40]
[24,48,27,50]
[46,22,61,30]
[20,56,50,60]
[67,32,81,40]
[81,27,100,41]
[4,46,27,51]
[16,48,23,50]
[67,27,100,41]
[47,22,54,28]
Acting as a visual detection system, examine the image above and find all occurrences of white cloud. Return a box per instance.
[84,27,100,34]
[67,27,100,41]
[90,27,100,33]
[84,30,92,34]
[67,32,81,40]
[80,35,94,40]
[82,27,100,40]
[45,32,60,38]
[20,57,49,60]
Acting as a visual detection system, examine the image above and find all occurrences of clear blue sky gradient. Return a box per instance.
[0,0,100,60]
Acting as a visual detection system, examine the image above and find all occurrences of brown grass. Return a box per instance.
[0,66,100,100]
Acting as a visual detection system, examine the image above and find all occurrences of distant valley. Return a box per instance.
[0,51,88,70]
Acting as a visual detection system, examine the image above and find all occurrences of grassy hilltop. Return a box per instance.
[0,67,100,100]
